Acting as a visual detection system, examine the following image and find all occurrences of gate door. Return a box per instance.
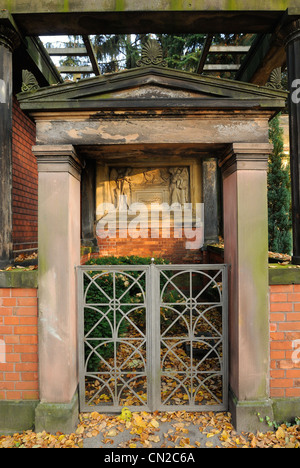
[77,263,228,412]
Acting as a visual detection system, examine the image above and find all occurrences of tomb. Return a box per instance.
[17,40,288,430]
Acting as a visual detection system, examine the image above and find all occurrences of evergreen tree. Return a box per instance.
[268,114,292,254]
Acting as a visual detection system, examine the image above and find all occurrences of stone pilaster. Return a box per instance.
[219,143,273,432]
[33,145,83,433]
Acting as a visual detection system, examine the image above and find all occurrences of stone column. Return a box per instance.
[0,21,20,267]
[33,145,83,433]
[219,143,273,432]
[202,158,219,244]
[282,19,300,264]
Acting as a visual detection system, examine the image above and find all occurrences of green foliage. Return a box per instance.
[268,115,292,255]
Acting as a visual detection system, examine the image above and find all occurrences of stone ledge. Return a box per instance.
[0,269,38,288]
[269,265,300,285]
[0,400,39,435]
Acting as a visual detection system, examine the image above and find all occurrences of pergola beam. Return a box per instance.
[209,46,250,53]
[0,4,298,36]
[82,35,100,76]
[46,47,88,56]
[57,65,93,74]
[196,34,213,74]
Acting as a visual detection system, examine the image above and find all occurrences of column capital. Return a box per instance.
[278,18,300,48]
[0,23,21,52]
[33,145,84,181]
[219,143,272,178]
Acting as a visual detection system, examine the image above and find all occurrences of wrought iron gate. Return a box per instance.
[77,263,228,412]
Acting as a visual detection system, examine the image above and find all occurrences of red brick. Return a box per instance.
[270,378,293,388]
[288,293,300,302]
[16,381,38,391]
[6,391,22,400]
[286,388,300,397]
[278,322,300,331]
[14,326,37,335]
[270,312,285,322]
[15,307,37,317]
[270,293,288,302]
[11,289,37,298]
[5,373,20,381]
[16,297,37,307]
[22,391,39,400]
[0,289,11,297]
[286,313,300,321]
[20,372,38,382]
[1,298,16,307]
[270,350,285,360]
[270,332,285,341]
[270,302,293,312]
[286,369,300,378]
[270,341,292,350]
[270,285,294,293]
[270,388,285,398]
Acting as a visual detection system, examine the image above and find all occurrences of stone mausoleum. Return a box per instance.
[0,4,300,434]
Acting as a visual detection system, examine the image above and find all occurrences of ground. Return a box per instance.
[0,410,299,448]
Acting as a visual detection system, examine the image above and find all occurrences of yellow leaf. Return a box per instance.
[129,443,137,448]
[149,435,160,443]
[75,426,85,435]
[276,427,285,440]
[220,430,230,441]
[150,419,159,428]
[133,415,147,428]
[107,429,118,437]
[205,441,214,448]
[207,433,215,438]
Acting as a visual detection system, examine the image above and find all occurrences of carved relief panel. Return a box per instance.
[107,166,190,210]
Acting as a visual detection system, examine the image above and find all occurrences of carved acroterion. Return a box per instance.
[137,39,167,68]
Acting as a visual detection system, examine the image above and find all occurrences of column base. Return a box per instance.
[35,390,79,434]
[229,390,274,433]
[292,256,300,265]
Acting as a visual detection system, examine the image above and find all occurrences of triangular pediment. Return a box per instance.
[17,66,287,112]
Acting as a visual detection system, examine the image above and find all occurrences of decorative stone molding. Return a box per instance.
[32,145,84,181]
[219,143,272,178]
[0,24,21,52]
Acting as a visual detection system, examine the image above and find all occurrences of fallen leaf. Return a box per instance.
[205,441,214,448]
[149,435,160,443]
[276,427,285,440]
[149,419,159,428]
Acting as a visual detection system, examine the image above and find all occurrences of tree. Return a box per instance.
[268,114,292,254]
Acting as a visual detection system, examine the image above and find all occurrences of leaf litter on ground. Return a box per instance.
[1,410,300,448]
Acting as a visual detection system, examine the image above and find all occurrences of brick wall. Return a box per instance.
[270,284,300,398]
[82,227,204,264]
[12,97,38,253]
[0,288,38,401]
